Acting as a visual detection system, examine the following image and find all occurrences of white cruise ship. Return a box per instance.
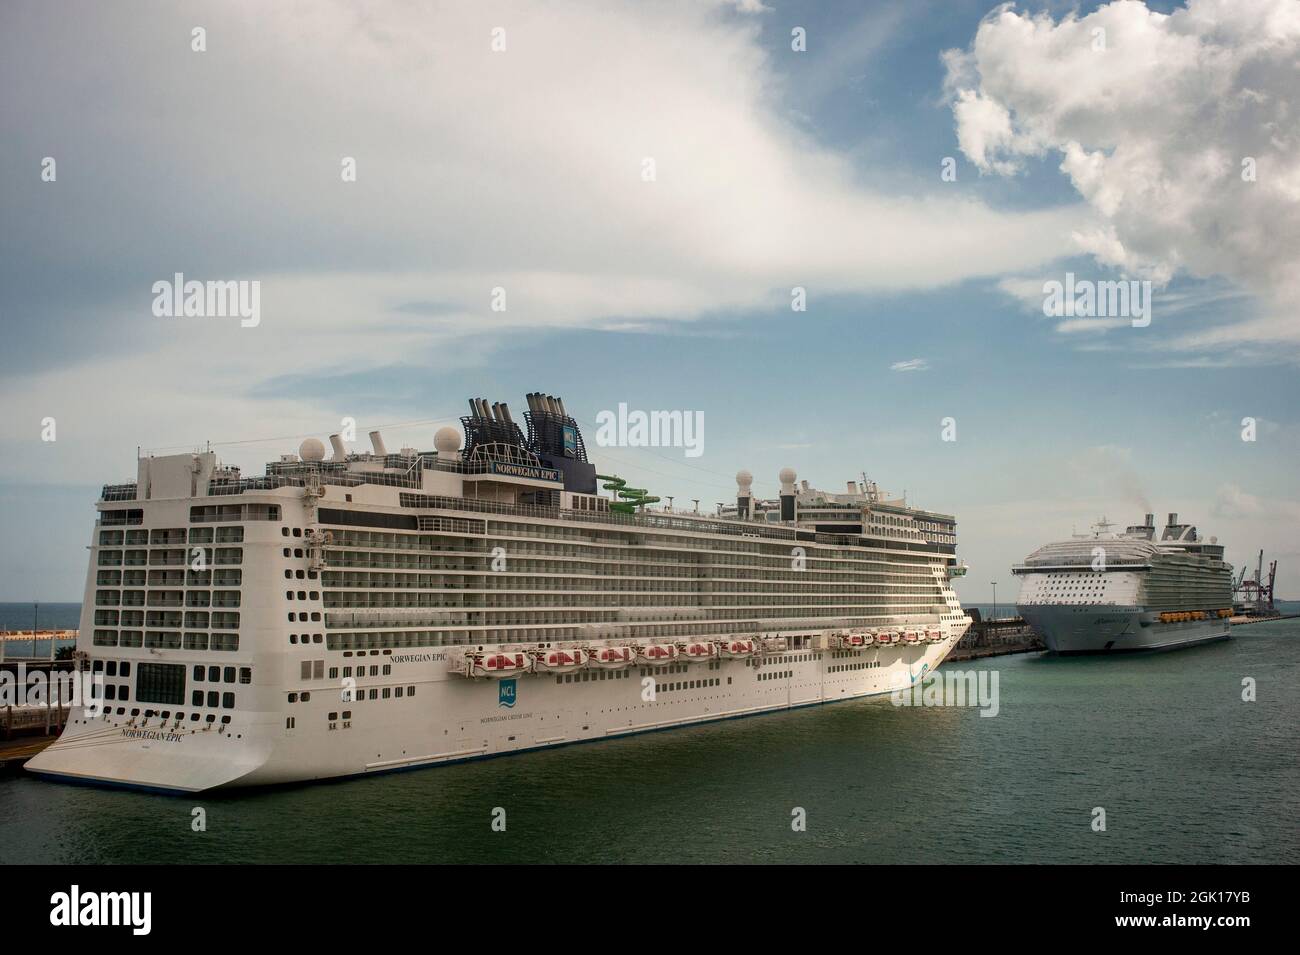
[28,393,970,792]
[1013,514,1233,654]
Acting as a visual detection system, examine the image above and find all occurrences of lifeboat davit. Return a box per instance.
[589,645,635,669]
[680,640,719,663]
[842,632,866,648]
[878,630,899,645]
[902,631,921,645]
[532,647,588,673]
[925,629,944,643]
[637,643,679,666]
[720,638,756,658]
[470,651,528,679]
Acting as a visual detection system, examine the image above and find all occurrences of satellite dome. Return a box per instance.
[736,470,753,489]
[778,467,797,485]
[434,426,462,453]
[299,438,326,462]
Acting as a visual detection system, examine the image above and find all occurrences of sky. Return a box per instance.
[1,0,1297,602]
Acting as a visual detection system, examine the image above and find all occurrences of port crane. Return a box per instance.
[1233,550,1278,616]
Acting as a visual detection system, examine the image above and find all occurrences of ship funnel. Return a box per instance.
[1145,513,1154,528]
[736,470,754,519]
[778,467,797,522]
[369,430,388,457]
[1167,512,1178,526]
[847,481,858,494]
[498,402,514,425]
[328,433,347,461]
[555,397,568,418]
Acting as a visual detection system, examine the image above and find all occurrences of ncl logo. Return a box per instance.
[498,679,517,708]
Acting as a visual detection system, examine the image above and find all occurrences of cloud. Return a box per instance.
[1065,445,1152,514]
[1211,483,1264,520]
[944,0,1300,357]
[0,0,1088,482]
[890,358,929,372]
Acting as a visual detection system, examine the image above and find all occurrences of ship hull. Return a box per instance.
[1019,604,1230,654]
[28,633,963,793]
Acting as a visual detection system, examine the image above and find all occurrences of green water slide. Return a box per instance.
[596,473,660,513]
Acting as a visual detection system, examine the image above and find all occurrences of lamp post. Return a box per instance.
[991,582,997,622]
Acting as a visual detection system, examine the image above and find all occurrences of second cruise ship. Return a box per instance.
[29,393,971,792]
[1014,513,1233,654]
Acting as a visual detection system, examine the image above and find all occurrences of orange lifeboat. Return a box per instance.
[470,651,528,679]
[720,638,756,658]
[680,640,719,663]
[636,643,678,666]
[589,645,635,669]
[532,647,588,673]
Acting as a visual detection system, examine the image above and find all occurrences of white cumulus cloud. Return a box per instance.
[944,0,1300,357]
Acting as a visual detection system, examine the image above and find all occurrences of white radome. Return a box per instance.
[736,470,753,490]
[434,426,462,453]
[299,438,326,462]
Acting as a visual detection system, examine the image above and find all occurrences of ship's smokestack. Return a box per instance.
[778,468,797,523]
[498,402,514,426]
[847,481,857,495]
[555,397,568,418]
[1145,513,1154,528]
[329,433,346,461]
[369,430,388,456]
[1167,512,1178,526]
[736,470,753,519]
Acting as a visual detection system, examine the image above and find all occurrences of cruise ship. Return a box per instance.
[1013,514,1233,654]
[28,394,970,792]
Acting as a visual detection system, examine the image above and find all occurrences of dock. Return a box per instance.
[1230,613,1299,627]
[0,655,77,775]
[0,735,56,774]
[947,614,1044,663]
[0,629,77,662]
